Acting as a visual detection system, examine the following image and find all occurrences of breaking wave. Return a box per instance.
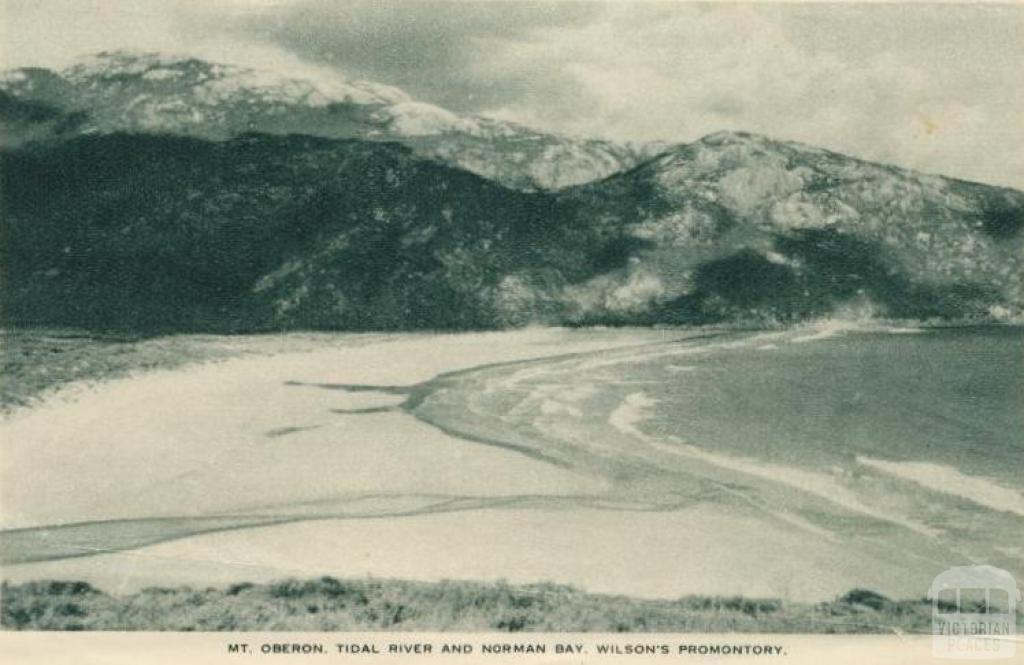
[857,456,1024,518]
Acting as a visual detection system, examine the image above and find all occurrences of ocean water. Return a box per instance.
[414,323,1024,587]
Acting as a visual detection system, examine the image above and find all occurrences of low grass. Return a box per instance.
[0,328,384,412]
[1,329,227,411]
[0,577,985,633]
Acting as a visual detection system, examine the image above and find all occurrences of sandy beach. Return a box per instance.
[2,329,646,530]
[0,326,1000,602]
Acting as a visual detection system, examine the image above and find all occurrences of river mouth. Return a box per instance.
[2,324,1020,601]
[409,324,1024,587]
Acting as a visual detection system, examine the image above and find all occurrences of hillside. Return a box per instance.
[0,133,604,331]
[0,52,655,190]
[2,52,1022,333]
[565,131,1024,324]
[2,129,1021,333]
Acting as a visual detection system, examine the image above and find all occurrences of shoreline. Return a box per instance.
[1,329,661,585]
[5,319,1017,415]
[1,324,1018,605]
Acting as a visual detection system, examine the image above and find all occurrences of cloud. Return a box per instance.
[227,0,600,113]
[236,1,1020,187]
[466,3,1023,188]
[1,1,290,70]
[2,1,1021,188]
[0,0,367,100]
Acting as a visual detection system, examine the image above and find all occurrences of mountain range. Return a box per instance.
[1,52,1022,333]
[0,51,658,191]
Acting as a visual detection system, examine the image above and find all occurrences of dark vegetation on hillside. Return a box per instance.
[2,131,1021,335]
[0,91,87,145]
[673,231,999,323]
[2,133,594,332]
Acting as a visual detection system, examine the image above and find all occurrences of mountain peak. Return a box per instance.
[642,128,882,186]
[59,50,412,109]
[695,130,768,145]
[691,130,836,157]
[66,50,205,77]
[1,51,662,190]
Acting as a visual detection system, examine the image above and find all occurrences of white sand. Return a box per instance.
[3,329,667,530]
[0,505,935,601]
[0,327,936,601]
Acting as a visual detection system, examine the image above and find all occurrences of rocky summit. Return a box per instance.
[0,51,655,191]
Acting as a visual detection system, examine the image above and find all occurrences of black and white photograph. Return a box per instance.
[0,1,1021,662]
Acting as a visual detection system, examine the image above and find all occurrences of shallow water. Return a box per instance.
[413,324,1024,587]
[643,326,1022,486]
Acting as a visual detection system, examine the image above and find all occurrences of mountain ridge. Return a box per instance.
[2,51,1021,332]
[0,51,661,191]
[2,126,1021,333]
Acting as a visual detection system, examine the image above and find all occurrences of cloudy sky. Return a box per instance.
[2,0,1022,188]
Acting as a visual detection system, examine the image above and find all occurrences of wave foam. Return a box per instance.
[857,456,1024,518]
[604,390,939,537]
[788,316,926,344]
[645,439,939,538]
[607,392,659,439]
